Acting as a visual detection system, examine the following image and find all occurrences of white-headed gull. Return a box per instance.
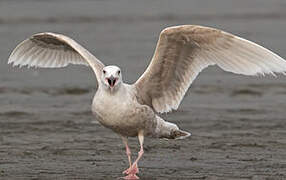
[8,25,286,179]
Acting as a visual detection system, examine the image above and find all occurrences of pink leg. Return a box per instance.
[122,137,133,174]
[123,131,144,179]
[131,136,144,169]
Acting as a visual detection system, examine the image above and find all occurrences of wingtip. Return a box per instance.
[7,57,14,65]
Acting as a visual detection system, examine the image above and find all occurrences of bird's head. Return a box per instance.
[101,65,122,92]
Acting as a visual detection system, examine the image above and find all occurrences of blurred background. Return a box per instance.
[0,0,286,179]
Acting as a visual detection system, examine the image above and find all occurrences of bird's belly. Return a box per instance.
[92,102,156,137]
[92,103,142,136]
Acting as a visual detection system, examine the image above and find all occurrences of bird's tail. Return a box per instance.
[154,116,191,139]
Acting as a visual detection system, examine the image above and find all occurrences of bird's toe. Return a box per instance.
[123,173,139,180]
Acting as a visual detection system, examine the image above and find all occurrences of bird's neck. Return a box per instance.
[100,82,126,96]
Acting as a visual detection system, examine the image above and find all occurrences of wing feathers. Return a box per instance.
[135,25,286,113]
[8,32,104,83]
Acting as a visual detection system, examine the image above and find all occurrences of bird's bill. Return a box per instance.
[106,76,118,88]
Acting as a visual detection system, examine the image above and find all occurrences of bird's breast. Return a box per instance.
[91,86,142,136]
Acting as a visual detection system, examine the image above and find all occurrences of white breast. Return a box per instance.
[92,84,136,128]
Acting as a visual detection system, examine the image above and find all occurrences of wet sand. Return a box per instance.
[1,0,286,179]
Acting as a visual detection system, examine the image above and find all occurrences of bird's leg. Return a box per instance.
[123,131,144,180]
[132,133,144,169]
[121,136,133,175]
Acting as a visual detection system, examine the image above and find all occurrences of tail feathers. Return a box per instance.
[154,116,191,139]
[171,129,191,140]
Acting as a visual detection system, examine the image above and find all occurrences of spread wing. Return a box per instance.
[8,32,105,83]
[134,25,286,113]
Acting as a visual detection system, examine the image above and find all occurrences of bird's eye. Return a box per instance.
[118,70,121,75]
[103,70,106,74]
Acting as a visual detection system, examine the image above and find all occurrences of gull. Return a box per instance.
[8,25,286,179]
